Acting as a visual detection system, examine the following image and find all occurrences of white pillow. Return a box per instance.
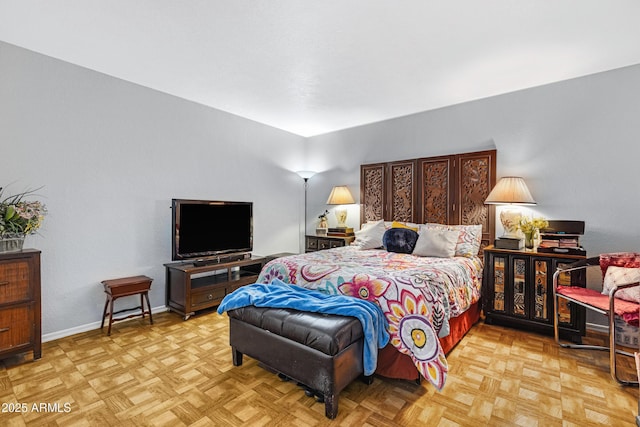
[352,220,386,250]
[424,223,482,257]
[412,228,460,258]
[602,266,640,303]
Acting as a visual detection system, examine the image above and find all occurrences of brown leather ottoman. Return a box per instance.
[227,306,372,419]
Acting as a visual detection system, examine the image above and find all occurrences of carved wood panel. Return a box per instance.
[389,161,416,222]
[456,150,496,248]
[360,164,386,223]
[361,149,496,247]
[418,157,452,225]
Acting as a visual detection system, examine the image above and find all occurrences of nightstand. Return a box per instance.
[483,245,586,343]
[305,234,355,253]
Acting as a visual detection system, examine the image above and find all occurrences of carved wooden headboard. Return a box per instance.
[360,149,496,249]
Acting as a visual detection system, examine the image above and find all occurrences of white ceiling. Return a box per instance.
[1,1,639,137]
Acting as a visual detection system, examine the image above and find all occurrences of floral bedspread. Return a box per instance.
[257,246,483,390]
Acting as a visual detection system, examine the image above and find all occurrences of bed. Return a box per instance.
[257,221,484,390]
[260,150,495,389]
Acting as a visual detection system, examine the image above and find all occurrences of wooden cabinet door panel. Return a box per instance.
[532,258,552,323]
[456,150,496,248]
[361,163,386,223]
[553,259,585,327]
[417,156,453,225]
[510,256,528,318]
[388,160,417,223]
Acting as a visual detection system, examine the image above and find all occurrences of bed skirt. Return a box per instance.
[374,301,481,381]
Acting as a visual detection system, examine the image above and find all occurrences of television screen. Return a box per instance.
[172,199,253,261]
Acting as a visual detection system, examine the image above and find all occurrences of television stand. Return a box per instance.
[164,255,265,320]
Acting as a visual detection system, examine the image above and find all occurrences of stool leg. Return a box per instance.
[107,297,115,336]
[144,291,153,325]
[140,294,145,319]
[100,298,109,330]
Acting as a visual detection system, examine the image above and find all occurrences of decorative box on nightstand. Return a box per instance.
[494,237,524,250]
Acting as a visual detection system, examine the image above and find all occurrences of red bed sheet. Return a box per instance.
[375,301,481,380]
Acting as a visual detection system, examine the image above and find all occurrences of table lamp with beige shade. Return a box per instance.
[326,185,355,228]
[484,176,536,249]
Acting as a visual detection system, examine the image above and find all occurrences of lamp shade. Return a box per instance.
[484,177,536,205]
[326,186,355,205]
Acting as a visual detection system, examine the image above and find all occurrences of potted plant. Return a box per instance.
[0,186,47,252]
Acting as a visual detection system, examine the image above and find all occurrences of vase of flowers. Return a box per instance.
[0,186,47,252]
[519,216,548,249]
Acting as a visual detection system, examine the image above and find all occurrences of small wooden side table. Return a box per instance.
[101,275,153,336]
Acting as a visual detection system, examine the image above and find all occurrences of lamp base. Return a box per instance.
[334,208,348,228]
[499,208,522,238]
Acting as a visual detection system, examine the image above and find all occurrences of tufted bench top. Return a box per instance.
[227,306,363,356]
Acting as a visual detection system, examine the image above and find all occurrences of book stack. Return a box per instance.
[327,227,354,237]
[538,237,580,249]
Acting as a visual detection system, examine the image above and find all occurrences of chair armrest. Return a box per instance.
[608,281,640,298]
[555,256,599,274]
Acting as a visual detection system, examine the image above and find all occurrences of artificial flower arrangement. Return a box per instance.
[0,186,47,238]
[519,216,549,235]
[519,216,548,248]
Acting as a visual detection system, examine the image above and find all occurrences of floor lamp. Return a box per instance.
[296,171,316,236]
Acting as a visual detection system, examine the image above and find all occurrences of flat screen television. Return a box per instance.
[171,199,253,262]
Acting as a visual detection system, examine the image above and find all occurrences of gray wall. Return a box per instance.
[0,42,306,339]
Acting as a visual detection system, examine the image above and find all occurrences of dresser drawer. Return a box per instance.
[0,305,33,353]
[329,240,345,248]
[190,287,226,309]
[306,237,319,251]
[317,239,332,250]
[0,261,31,304]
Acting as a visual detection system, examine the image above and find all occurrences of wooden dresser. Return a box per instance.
[0,249,41,360]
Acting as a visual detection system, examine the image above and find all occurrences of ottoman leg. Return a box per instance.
[324,393,338,419]
[232,347,243,366]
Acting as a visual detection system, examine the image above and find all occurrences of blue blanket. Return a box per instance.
[217,279,389,375]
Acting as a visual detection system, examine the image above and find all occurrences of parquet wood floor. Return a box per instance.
[1,310,638,426]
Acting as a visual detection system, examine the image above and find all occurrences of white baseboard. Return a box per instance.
[42,305,169,343]
[586,322,608,334]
